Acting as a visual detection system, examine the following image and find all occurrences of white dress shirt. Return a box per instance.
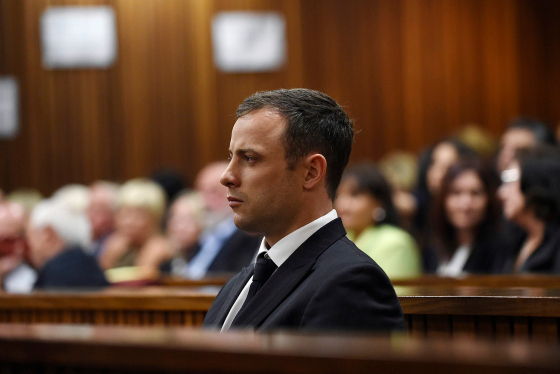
[186,216,238,279]
[436,244,472,277]
[221,209,338,332]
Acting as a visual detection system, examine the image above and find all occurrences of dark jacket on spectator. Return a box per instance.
[493,221,560,274]
[34,246,110,289]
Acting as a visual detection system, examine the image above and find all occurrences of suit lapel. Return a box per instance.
[212,266,254,326]
[231,218,346,328]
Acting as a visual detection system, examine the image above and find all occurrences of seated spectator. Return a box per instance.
[457,123,498,160]
[494,146,560,273]
[51,184,90,213]
[27,200,109,289]
[161,191,206,276]
[6,188,43,213]
[378,151,418,230]
[496,117,556,174]
[0,201,37,292]
[334,163,422,279]
[425,158,502,275]
[99,179,173,276]
[411,138,476,242]
[183,162,261,279]
[87,181,119,258]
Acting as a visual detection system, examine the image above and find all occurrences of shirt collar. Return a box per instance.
[256,209,338,268]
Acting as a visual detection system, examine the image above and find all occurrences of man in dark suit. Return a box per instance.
[203,89,405,332]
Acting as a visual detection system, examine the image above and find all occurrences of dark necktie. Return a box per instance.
[239,252,277,311]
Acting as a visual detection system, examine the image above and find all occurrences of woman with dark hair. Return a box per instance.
[411,138,477,241]
[425,157,502,275]
[495,146,560,273]
[334,163,422,279]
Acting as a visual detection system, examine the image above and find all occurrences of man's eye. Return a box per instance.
[245,156,255,162]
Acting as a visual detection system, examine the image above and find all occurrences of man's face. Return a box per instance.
[195,165,229,215]
[115,206,156,247]
[25,223,50,268]
[220,109,302,241]
[87,190,115,240]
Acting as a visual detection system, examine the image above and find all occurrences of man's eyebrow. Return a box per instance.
[235,148,262,156]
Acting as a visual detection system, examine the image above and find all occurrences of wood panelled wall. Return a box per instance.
[0,0,559,195]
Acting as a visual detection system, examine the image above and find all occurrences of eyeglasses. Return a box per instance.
[500,168,520,184]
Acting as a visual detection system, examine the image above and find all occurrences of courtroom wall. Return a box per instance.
[0,0,559,194]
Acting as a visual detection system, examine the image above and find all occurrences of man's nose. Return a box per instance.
[220,162,237,187]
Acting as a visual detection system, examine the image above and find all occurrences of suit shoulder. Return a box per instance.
[311,235,394,284]
[301,239,406,331]
[319,235,380,266]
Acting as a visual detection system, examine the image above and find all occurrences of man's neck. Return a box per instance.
[264,204,333,247]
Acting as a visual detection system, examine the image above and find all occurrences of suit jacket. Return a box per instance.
[206,229,262,274]
[423,227,505,274]
[203,218,406,332]
[183,229,261,275]
[34,246,110,290]
[493,221,560,274]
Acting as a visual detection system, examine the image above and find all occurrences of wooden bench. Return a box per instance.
[1,285,560,342]
[159,274,560,289]
[391,274,560,288]
[0,323,559,373]
[160,275,231,287]
[0,287,216,327]
[396,286,560,342]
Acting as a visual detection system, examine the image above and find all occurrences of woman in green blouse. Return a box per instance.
[334,163,422,279]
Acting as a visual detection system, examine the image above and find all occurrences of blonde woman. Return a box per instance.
[162,191,206,277]
[100,179,173,277]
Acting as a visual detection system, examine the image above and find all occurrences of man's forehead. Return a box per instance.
[231,109,285,147]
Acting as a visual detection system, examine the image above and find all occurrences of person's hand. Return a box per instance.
[99,233,131,269]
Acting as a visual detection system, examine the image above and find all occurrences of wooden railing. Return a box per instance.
[391,274,560,288]
[0,324,559,373]
[1,275,560,342]
[0,287,216,327]
[396,286,560,342]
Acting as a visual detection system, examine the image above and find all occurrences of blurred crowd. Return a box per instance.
[1,117,560,292]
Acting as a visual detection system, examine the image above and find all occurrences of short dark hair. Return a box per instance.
[517,145,560,222]
[341,163,400,227]
[507,117,557,146]
[237,88,354,199]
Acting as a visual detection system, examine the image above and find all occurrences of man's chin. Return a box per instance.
[232,215,262,235]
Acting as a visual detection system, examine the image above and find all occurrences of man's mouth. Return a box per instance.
[227,196,243,207]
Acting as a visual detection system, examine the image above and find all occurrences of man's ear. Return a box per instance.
[303,154,327,191]
[43,226,58,244]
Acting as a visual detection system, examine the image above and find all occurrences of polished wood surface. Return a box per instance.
[2,1,560,193]
[392,274,560,288]
[161,275,231,287]
[1,284,560,342]
[0,323,559,373]
[0,287,217,326]
[397,286,560,341]
[160,274,560,289]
